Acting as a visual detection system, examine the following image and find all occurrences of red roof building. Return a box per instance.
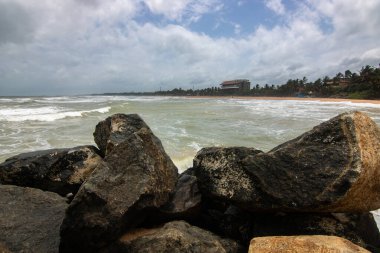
[220,79,250,92]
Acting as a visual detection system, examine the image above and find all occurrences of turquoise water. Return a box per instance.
[1,95,380,172]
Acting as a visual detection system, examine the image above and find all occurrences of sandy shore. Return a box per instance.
[184,96,380,105]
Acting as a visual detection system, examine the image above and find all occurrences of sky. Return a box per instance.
[0,0,379,96]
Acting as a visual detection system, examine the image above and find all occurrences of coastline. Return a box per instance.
[183,96,380,105]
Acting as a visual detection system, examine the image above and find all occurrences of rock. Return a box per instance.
[93,113,150,156]
[0,242,12,253]
[0,185,68,253]
[194,111,380,212]
[159,173,202,219]
[194,147,262,205]
[0,145,103,197]
[195,202,380,251]
[60,114,178,252]
[113,220,244,253]
[248,235,370,253]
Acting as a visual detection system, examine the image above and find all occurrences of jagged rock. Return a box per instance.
[248,235,370,253]
[160,173,202,218]
[113,221,244,253]
[0,145,102,196]
[0,185,67,253]
[60,114,178,252]
[194,111,380,212]
[93,113,149,156]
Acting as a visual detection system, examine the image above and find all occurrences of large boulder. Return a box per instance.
[0,145,103,196]
[113,220,244,253]
[60,114,178,252]
[0,185,67,253]
[248,235,370,253]
[194,111,380,212]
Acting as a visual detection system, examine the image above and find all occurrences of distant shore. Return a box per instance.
[183,96,380,105]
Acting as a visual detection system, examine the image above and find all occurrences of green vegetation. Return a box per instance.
[104,64,380,99]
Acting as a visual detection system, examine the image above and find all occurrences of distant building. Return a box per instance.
[326,77,350,87]
[220,79,251,93]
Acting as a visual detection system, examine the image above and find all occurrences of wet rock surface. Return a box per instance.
[0,145,102,196]
[0,185,67,253]
[60,114,178,252]
[194,112,380,212]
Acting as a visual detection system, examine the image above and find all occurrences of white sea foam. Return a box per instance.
[371,209,380,230]
[188,141,202,151]
[0,106,111,122]
[172,156,194,173]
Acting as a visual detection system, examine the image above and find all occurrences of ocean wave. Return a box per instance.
[172,156,194,173]
[0,98,32,103]
[0,106,111,122]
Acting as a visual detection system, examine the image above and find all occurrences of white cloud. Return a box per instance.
[264,0,286,15]
[142,0,223,23]
[0,0,379,95]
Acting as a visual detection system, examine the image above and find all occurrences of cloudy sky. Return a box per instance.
[0,0,379,95]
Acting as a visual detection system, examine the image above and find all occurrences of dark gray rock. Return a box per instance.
[0,185,67,253]
[113,220,244,253]
[160,173,202,219]
[0,146,103,196]
[93,113,149,156]
[193,146,262,204]
[200,204,380,252]
[194,112,380,212]
[60,114,178,252]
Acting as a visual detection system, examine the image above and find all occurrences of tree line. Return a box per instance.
[155,64,380,99]
[105,64,380,99]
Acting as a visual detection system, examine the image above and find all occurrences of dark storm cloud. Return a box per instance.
[0,2,36,44]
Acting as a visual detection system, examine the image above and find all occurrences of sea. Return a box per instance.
[0,95,380,226]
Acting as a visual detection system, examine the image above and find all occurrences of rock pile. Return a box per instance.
[0,111,379,252]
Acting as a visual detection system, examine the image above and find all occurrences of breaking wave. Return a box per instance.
[0,106,111,122]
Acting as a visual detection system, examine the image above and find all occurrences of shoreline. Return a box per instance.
[183,96,380,105]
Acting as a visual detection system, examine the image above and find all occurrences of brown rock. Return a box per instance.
[60,114,178,252]
[248,235,370,253]
[0,145,103,197]
[194,111,380,212]
[114,221,244,253]
[0,242,12,253]
[0,185,67,253]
